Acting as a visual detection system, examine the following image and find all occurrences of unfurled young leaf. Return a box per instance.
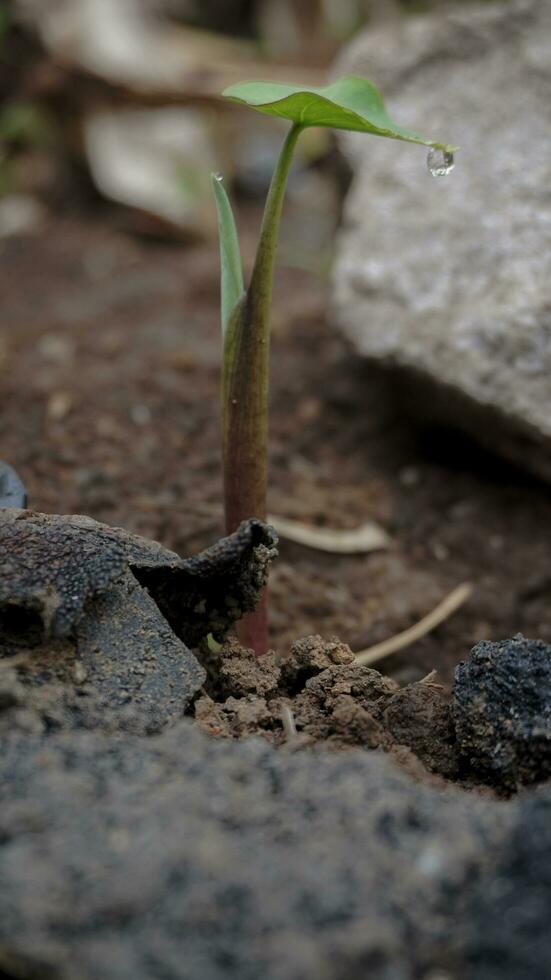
[223,75,457,152]
[211,174,244,336]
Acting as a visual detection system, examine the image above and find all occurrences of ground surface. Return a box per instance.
[1,209,550,685]
[2,210,551,980]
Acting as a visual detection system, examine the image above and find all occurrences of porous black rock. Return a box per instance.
[0,510,277,647]
[0,510,128,641]
[452,634,551,791]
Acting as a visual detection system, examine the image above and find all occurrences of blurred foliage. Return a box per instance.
[163,0,470,59]
[0,102,51,146]
[0,102,53,196]
[164,0,256,36]
[0,0,486,223]
[0,1,11,44]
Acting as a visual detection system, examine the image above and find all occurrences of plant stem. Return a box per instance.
[223,122,303,655]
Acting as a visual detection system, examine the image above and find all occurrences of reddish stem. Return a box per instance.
[237,590,269,655]
[222,124,302,655]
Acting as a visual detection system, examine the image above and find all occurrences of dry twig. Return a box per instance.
[354,582,473,667]
[268,515,390,554]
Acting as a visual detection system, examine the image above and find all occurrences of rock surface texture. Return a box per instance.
[0,511,277,733]
[333,0,551,479]
[1,724,551,980]
[453,634,551,791]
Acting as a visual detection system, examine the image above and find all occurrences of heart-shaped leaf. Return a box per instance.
[223,75,456,152]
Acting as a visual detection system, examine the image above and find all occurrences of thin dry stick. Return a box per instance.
[354,582,473,667]
[268,514,390,554]
[281,704,298,740]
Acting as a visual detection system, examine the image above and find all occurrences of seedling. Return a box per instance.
[213,76,456,655]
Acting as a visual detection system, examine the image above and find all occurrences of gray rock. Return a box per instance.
[0,723,550,979]
[333,0,551,479]
[0,461,27,509]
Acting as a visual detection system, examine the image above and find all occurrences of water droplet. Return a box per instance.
[214,172,224,182]
[427,148,455,178]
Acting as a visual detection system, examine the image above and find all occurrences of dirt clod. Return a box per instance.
[195,692,274,739]
[452,634,551,791]
[279,634,355,693]
[382,683,460,780]
[195,637,465,774]
[199,636,282,701]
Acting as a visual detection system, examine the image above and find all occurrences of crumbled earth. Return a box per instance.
[199,635,282,701]
[196,632,551,793]
[278,633,356,692]
[453,634,551,792]
[195,635,461,784]
[381,678,460,780]
[0,721,550,980]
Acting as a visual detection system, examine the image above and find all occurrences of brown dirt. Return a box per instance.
[1,208,550,693]
[194,635,462,787]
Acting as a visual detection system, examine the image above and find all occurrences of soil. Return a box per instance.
[1,207,550,690]
[2,210,551,979]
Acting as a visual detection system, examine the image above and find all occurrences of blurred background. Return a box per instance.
[1,0,453,241]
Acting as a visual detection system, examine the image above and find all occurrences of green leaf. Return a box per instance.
[211,174,245,336]
[223,75,457,152]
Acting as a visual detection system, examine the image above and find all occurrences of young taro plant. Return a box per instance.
[212,76,456,656]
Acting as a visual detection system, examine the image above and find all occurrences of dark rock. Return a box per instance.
[126,517,278,646]
[452,634,551,790]
[0,510,278,648]
[0,723,521,980]
[456,792,551,979]
[0,510,128,641]
[0,569,205,735]
[0,512,278,734]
